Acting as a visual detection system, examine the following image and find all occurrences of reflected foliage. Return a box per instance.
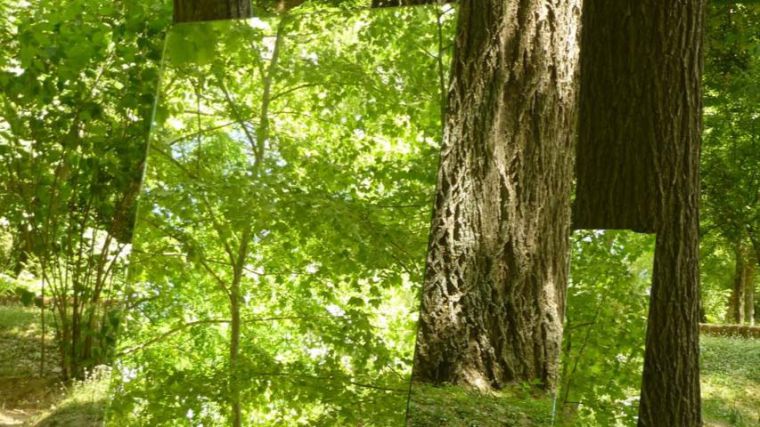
[0,0,758,426]
[702,2,760,323]
[0,0,170,379]
[109,5,455,425]
[559,231,653,426]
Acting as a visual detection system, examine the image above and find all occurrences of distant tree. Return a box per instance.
[702,2,760,326]
[728,245,755,324]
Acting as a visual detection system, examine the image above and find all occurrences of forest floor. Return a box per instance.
[408,334,760,426]
[0,303,757,426]
[0,305,107,427]
[701,335,760,427]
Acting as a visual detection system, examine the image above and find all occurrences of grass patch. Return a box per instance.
[2,304,758,426]
[407,336,760,426]
[0,304,108,426]
[701,335,760,427]
[407,383,557,426]
[0,305,58,378]
[30,365,111,427]
[0,364,111,426]
[0,305,39,335]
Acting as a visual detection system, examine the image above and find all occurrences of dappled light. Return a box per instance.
[109,6,455,425]
[0,0,757,426]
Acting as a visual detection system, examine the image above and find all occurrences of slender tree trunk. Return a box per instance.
[412,0,581,391]
[746,279,755,326]
[229,268,243,427]
[173,0,252,23]
[577,1,705,424]
[729,245,747,324]
[743,256,755,325]
[11,232,31,275]
[748,234,760,325]
[222,15,284,425]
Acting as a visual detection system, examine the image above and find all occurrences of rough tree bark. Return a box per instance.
[572,2,660,232]
[173,0,311,23]
[173,0,252,23]
[576,0,705,424]
[412,0,581,391]
[636,0,705,415]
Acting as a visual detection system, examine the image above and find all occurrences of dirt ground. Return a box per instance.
[0,305,65,427]
[0,377,63,426]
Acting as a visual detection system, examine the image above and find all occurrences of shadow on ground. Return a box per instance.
[34,401,103,427]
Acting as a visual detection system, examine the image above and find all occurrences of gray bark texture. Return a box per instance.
[412,0,581,391]
[173,0,252,23]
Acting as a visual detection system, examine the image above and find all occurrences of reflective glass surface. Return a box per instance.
[111,6,455,425]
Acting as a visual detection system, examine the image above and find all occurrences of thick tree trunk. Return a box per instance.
[577,1,705,425]
[573,2,659,232]
[641,190,702,427]
[173,0,252,23]
[618,3,702,425]
[412,0,581,391]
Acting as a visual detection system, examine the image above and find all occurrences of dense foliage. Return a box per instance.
[0,0,757,426]
[702,2,760,324]
[0,0,169,379]
[559,231,654,426]
[108,6,456,425]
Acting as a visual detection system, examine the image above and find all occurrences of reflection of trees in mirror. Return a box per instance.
[109,5,456,425]
[409,1,756,426]
[2,0,756,425]
[558,231,653,426]
[702,2,760,328]
[0,0,165,384]
[407,231,655,427]
[409,0,580,397]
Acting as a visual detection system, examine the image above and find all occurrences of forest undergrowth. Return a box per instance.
[1,303,758,426]
[0,305,108,427]
[408,334,760,427]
